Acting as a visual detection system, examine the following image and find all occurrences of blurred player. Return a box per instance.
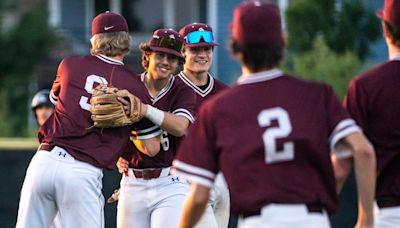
[178,22,230,228]
[16,12,159,228]
[31,89,54,126]
[115,28,196,228]
[338,0,400,227]
[173,1,376,228]
[31,89,61,228]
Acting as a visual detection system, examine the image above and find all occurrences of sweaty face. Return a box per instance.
[183,46,213,74]
[35,106,54,126]
[148,52,179,80]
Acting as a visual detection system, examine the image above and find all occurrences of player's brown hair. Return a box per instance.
[139,42,184,70]
[90,31,131,57]
[383,21,400,47]
[229,38,285,72]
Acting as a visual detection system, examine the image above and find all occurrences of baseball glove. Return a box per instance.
[90,85,142,128]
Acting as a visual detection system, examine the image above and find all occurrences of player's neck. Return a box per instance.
[182,69,209,86]
[241,65,271,76]
[144,73,171,97]
[107,55,124,62]
[387,42,400,60]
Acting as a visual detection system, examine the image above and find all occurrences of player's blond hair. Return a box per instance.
[90,31,131,57]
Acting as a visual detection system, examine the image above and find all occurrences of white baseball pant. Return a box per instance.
[238,204,330,228]
[16,146,104,228]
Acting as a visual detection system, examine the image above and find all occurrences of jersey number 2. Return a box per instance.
[258,107,294,164]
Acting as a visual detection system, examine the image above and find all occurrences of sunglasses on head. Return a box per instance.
[156,37,183,53]
[185,31,214,44]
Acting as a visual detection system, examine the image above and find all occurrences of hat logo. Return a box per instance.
[104,25,115,31]
[198,27,205,31]
[169,34,176,39]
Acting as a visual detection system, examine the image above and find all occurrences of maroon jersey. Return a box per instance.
[39,55,148,170]
[344,57,400,201]
[174,69,361,216]
[122,73,196,169]
[177,71,228,114]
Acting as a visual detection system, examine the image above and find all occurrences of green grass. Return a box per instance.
[0,137,38,150]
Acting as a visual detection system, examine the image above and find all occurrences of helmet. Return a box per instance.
[31,89,53,110]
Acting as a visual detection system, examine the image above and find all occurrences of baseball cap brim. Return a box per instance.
[150,46,184,59]
[184,42,219,48]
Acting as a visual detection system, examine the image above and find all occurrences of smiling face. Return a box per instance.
[183,46,213,74]
[148,51,180,80]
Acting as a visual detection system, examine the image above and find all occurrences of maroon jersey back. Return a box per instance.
[39,55,146,170]
[344,59,400,200]
[174,69,360,216]
[123,73,196,168]
[177,71,227,114]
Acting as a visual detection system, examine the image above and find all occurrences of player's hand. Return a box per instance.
[117,94,131,116]
[116,157,129,174]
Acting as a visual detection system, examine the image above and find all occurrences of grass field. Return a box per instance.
[0,138,38,150]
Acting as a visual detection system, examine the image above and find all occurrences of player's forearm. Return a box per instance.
[331,156,353,193]
[132,136,161,157]
[179,184,210,228]
[353,144,376,226]
[143,104,189,137]
[161,113,189,137]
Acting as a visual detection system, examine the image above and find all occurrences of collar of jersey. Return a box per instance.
[237,68,283,85]
[390,52,400,61]
[96,54,124,65]
[178,71,214,97]
[140,72,175,104]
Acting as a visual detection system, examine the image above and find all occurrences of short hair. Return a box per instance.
[229,38,285,72]
[139,42,184,70]
[90,31,131,57]
[383,21,400,47]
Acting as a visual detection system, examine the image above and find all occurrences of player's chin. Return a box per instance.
[194,64,210,72]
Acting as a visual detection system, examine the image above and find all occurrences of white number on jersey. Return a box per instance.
[258,107,294,164]
[79,75,108,111]
[160,130,170,151]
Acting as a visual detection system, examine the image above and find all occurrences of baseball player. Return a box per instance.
[173,1,376,228]
[16,12,160,228]
[178,22,230,228]
[31,89,54,126]
[115,28,197,228]
[337,0,400,227]
[31,90,61,228]
[115,24,229,228]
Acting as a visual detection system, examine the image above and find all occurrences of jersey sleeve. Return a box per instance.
[130,118,162,140]
[50,59,64,105]
[173,100,219,188]
[171,85,196,123]
[343,79,368,131]
[325,85,361,158]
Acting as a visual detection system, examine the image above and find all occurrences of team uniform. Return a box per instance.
[174,69,361,227]
[344,54,400,227]
[16,54,148,228]
[178,71,230,228]
[116,73,196,228]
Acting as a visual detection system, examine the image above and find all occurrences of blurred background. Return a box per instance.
[0,0,385,227]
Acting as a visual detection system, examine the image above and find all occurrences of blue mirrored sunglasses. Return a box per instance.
[185,31,214,44]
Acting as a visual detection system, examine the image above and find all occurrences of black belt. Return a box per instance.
[38,143,55,152]
[242,203,324,218]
